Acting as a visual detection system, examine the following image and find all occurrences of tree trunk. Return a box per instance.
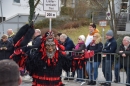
[64,0,67,7]
[29,0,34,23]
[111,0,117,38]
[28,0,40,23]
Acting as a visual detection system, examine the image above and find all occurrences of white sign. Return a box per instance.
[43,0,59,11]
[45,12,57,18]
[99,21,107,27]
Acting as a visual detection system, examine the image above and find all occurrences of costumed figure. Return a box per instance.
[10,19,94,86]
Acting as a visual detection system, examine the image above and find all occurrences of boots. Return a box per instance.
[87,80,96,85]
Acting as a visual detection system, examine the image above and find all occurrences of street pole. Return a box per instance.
[0,0,4,34]
[49,18,52,31]
[102,26,105,48]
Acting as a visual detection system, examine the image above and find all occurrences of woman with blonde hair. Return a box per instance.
[86,33,103,85]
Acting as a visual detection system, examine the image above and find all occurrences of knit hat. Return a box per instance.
[79,35,85,41]
[106,30,113,37]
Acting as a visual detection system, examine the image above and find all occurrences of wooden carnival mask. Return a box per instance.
[45,32,56,59]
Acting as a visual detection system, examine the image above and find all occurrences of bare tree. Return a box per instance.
[28,0,40,23]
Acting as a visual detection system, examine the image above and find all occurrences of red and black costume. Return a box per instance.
[11,24,94,86]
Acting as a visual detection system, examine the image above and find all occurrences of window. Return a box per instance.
[14,0,20,3]
[122,0,128,2]
[121,0,128,12]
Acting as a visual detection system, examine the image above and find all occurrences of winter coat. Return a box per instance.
[73,42,86,52]
[8,34,15,44]
[87,42,103,62]
[118,44,130,67]
[28,35,42,49]
[102,37,117,60]
[62,37,75,51]
[0,40,13,60]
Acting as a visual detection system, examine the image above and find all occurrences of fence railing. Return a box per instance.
[61,51,130,86]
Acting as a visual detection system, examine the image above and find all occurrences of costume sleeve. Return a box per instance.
[13,24,30,44]
[26,52,46,76]
[61,53,72,72]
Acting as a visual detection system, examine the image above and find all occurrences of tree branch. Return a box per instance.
[34,0,40,8]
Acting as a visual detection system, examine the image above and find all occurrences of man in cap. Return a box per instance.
[101,30,117,86]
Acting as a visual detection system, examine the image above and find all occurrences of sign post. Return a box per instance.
[43,0,59,31]
[99,20,107,47]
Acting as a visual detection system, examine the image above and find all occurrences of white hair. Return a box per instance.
[60,34,67,39]
[35,29,41,35]
[79,35,85,41]
[124,36,130,42]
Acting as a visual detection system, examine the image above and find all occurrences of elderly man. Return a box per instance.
[27,29,42,50]
[102,30,117,86]
[7,29,15,44]
[60,34,75,80]
[60,34,75,51]
[0,59,21,86]
[114,36,130,86]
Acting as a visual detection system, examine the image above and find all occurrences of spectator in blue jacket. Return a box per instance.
[101,30,117,86]
[60,34,75,80]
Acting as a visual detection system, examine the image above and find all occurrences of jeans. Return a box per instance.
[115,62,130,86]
[102,58,113,82]
[86,61,100,80]
[77,68,84,81]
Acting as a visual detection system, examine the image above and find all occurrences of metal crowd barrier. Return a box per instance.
[60,51,130,86]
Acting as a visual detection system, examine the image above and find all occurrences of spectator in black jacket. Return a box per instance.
[27,29,42,50]
[102,30,117,86]
[60,34,75,80]
[0,34,13,60]
[86,33,103,85]
[114,36,130,86]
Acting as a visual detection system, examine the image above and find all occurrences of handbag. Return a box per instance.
[84,50,94,59]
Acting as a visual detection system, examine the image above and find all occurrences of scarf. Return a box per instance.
[75,41,84,50]
[90,40,96,46]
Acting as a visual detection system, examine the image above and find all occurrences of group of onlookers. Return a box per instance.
[56,23,130,86]
[0,23,130,86]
